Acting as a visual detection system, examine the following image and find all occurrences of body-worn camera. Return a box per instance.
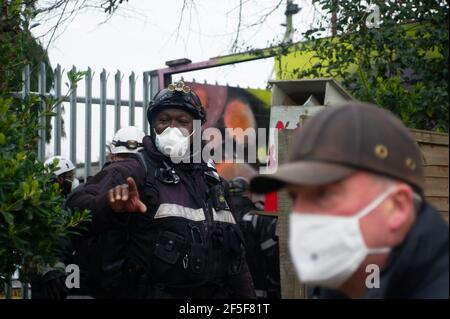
[156,166,180,184]
[209,184,230,211]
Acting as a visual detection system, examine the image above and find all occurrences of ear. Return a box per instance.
[386,184,414,232]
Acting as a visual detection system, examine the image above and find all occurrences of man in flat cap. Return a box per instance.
[250,102,449,299]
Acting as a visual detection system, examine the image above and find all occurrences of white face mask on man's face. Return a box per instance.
[288,187,395,289]
[154,127,192,159]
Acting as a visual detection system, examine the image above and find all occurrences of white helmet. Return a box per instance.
[110,126,145,154]
[44,156,75,176]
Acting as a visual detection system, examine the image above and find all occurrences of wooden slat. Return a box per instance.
[424,177,449,197]
[424,166,449,178]
[420,144,449,166]
[423,155,449,167]
[410,129,449,145]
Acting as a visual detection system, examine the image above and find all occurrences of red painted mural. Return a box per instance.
[186,82,271,181]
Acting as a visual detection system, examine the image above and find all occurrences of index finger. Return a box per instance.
[127,177,138,194]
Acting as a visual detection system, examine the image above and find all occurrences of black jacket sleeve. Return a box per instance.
[65,158,145,235]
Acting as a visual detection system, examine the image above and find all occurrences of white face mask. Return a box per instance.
[288,187,394,289]
[154,127,192,159]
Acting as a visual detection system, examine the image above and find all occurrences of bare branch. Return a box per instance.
[101,0,129,14]
[175,0,189,42]
[231,0,243,53]
[44,0,70,52]
[34,0,134,49]
[243,0,283,29]
[225,0,252,15]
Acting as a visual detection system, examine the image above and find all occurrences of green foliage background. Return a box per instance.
[0,0,90,286]
[286,0,448,132]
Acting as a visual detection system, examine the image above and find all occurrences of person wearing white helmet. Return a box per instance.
[108,126,145,162]
[44,156,79,198]
[33,127,146,300]
[31,156,79,299]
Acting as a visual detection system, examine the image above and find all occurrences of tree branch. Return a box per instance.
[231,0,243,53]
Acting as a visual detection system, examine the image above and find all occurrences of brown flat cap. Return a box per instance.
[250,102,425,194]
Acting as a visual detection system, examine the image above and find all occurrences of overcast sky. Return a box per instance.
[33,0,319,88]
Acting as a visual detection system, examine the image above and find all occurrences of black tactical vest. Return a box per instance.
[127,151,247,290]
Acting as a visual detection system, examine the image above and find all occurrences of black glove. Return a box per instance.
[39,269,69,299]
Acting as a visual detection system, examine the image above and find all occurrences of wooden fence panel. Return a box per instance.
[414,129,449,222]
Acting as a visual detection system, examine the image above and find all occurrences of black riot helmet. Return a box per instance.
[147,81,207,125]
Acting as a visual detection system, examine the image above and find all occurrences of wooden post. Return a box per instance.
[276,129,307,298]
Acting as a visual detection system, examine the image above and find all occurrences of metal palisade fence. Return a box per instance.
[2,63,156,299]
[21,62,153,181]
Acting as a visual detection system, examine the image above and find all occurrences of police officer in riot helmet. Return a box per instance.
[30,156,79,299]
[228,176,281,299]
[66,81,255,298]
[44,156,80,198]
